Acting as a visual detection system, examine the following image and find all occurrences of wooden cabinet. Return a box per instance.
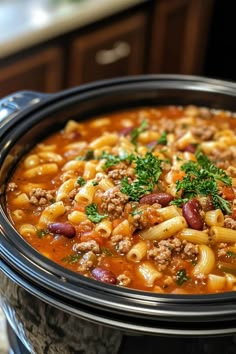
[0,47,63,97]
[0,1,214,96]
[68,12,148,87]
[149,0,213,74]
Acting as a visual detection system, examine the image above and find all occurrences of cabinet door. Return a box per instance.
[149,0,213,74]
[68,12,147,86]
[0,47,63,96]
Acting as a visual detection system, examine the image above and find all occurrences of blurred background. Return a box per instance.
[0,0,234,97]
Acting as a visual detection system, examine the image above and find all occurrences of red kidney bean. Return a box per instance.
[91,267,117,285]
[48,222,76,238]
[139,193,174,206]
[119,126,133,136]
[184,143,197,153]
[146,141,157,149]
[182,199,203,230]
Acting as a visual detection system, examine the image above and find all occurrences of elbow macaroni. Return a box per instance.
[6,105,236,294]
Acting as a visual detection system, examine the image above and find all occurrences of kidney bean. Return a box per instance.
[182,199,203,230]
[119,126,133,136]
[184,143,197,153]
[91,267,117,284]
[139,193,174,206]
[146,141,157,149]
[48,222,76,238]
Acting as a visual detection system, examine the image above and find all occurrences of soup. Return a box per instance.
[6,105,236,294]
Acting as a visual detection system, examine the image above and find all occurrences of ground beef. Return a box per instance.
[68,188,78,200]
[110,234,132,254]
[131,203,161,230]
[224,217,236,230]
[227,166,236,177]
[182,240,199,258]
[73,240,100,254]
[108,163,135,185]
[147,241,172,271]
[77,251,96,272]
[29,188,55,205]
[147,237,198,271]
[217,243,228,257]
[101,187,129,220]
[6,182,18,192]
[191,125,216,141]
[159,118,176,133]
[210,147,236,169]
[117,273,131,287]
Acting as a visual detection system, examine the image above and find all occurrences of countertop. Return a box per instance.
[0,0,146,59]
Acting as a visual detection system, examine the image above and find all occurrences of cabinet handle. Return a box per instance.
[95,41,131,65]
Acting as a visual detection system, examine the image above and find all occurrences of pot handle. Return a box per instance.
[0,90,50,121]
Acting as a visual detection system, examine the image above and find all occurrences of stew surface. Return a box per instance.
[6,105,236,294]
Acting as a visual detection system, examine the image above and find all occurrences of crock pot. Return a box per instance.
[1,75,236,354]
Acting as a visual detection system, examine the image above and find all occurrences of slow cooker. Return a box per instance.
[1,75,236,353]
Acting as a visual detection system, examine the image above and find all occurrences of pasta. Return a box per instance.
[139,216,187,241]
[6,105,236,294]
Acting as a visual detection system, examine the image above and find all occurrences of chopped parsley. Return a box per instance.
[171,150,232,214]
[77,176,86,186]
[227,251,236,258]
[100,151,135,170]
[130,120,148,146]
[85,203,108,223]
[37,229,48,238]
[62,253,82,264]
[176,268,190,286]
[121,152,163,201]
[92,181,99,186]
[75,149,94,161]
[100,152,123,170]
[157,131,167,145]
[101,247,113,256]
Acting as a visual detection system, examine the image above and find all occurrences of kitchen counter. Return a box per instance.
[0,0,146,59]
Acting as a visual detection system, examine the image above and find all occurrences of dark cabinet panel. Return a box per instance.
[149,0,213,74]
[68,12,148,87]
[0,48,63,96]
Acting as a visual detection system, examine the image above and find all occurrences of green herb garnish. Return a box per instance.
[75,149,94,161]
[130,120,148,146]
[227,251,236,258]
[62,254,82,264]
[92,181,99,186]
[77,176,86,186]
[176,268,190,286]
[100,151,135,170]
[100,152,123,170]
[101,247,113,256]
[37,229,48,238]
[121,152,163,201]
[171,150,232,214]
[85,203,108,223]
[157,131,167,145]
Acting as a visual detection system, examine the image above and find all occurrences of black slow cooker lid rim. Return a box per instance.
[2,73,236,137]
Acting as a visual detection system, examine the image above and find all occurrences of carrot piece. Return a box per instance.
[172,170,186,183]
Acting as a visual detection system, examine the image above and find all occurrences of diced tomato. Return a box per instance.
[222,186,235,200]
[231,209,236,221]
[112,218,123,229]
[80,231,105,246]
[74,203,85,212]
